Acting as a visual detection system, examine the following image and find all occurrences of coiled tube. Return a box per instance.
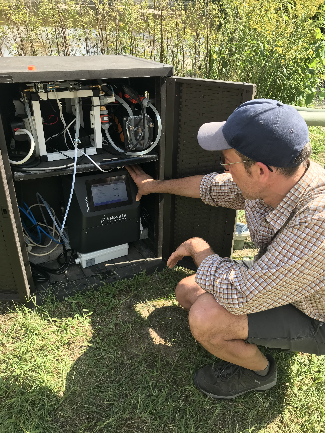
[9,129,35,165]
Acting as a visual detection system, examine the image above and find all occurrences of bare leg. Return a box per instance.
[175,274,206,310]
[176,274,268,371]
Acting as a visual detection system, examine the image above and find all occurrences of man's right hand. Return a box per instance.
[126,165,156,201]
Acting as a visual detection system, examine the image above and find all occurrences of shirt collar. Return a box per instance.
[265,161,314,231]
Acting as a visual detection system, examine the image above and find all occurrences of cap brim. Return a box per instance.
[197,121,231,151]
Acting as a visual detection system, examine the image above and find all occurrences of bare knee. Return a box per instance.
[175,277,190,307]
[188,293,226,345]
[188,293,248,346]
[175,274,205,310]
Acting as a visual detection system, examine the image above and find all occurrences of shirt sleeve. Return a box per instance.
[195,210,325,316]
[200,172,245,210]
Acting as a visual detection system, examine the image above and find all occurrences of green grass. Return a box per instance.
[0,268,325,433]
[310,126,325,165]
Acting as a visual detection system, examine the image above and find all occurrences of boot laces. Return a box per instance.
[212,361,243,381]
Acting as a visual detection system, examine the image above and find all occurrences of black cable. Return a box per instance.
[30,244,76,276]
[30,262,50,283]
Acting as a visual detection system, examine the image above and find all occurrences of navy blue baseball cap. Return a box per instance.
[197,99,309,167]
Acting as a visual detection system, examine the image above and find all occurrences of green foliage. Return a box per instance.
[209,0,325,105]
[0,0,324,104]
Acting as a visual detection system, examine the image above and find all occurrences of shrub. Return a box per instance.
[0,0,324,104]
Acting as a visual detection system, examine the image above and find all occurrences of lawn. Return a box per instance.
[0,126,325,433]
[1,268,325,433]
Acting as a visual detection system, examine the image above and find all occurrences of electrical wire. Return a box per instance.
[30,263,50,283]
[59,95,80,239]
[28,201,59,248]
[36,193,69,246]
[30,243,75,276]
[19,201,74,278]
[45,118,76,143]
[56,94,69,149]
[19,202,63,245]
[24,203,56,246]
[26,223,60,257]
[9,129,35,165]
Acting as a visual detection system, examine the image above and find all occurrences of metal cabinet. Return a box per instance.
[0,55,255,302]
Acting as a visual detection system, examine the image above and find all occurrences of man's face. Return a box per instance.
[222,149,264,200]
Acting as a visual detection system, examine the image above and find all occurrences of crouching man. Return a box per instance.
[127,99,325,399]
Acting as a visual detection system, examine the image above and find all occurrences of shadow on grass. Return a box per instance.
[0,268,297,433]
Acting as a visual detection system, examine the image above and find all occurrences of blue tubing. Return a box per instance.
[19,203,62,244]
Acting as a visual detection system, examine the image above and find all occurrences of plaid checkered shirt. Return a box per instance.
[196,160,325,321]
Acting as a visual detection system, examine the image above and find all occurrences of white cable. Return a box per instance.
[125,101,162,156]
[9,129,35,165]
[45,118,76,143]
[56,92,69,149]
[59,96,80,238]
[81,151,108,172]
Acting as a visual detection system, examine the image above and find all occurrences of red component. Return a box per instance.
[28,65,36,71]
[14,127,20,132]
[124,93,138,104]
[43,114,59,126]
[100,114,109,123]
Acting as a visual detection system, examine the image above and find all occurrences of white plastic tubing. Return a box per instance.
[9,129,36,165]
[104,95,162,156]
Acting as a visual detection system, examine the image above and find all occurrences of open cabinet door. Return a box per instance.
[163,76,256,268]
[0,116,33,301]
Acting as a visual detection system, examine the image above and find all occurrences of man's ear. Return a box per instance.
[255,162,271,180]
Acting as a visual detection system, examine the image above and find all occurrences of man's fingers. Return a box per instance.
[125,165,136,178]
[126,164,144,176]
[167,252,182,268]
[136,192,142,201]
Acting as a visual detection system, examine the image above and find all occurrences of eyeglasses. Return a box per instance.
[220,160,274,172]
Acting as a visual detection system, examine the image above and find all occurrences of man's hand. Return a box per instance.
[126,165,203,199]
[126,165,156,201]
[167,237,214,269]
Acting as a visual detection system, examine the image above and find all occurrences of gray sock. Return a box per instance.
[254,361,270,377]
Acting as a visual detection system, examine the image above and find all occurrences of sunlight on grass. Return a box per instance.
[134,299,179,347]
[134,299,178,319]
[148,328,172,346]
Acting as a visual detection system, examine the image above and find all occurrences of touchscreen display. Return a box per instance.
[91,179,128,207]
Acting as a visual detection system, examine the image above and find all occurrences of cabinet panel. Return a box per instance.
[164,77,256,266]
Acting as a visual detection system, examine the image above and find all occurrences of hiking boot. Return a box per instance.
[193,354,277,399]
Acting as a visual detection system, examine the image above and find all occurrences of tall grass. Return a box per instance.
[0,0,324,104]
